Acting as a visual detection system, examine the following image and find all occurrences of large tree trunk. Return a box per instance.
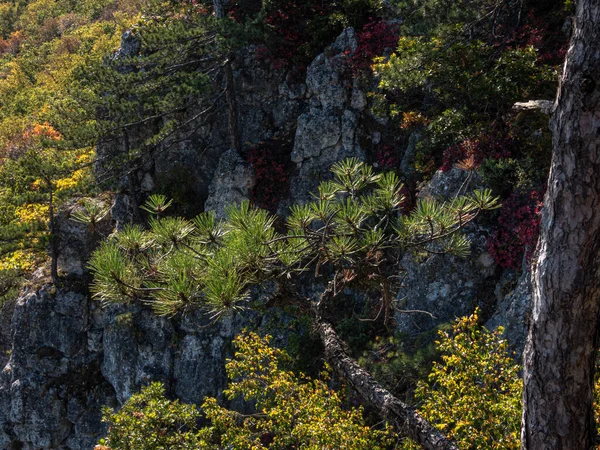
[313,287,458,450]
[521,1,600,449]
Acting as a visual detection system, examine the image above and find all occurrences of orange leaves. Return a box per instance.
[400,111,430,130]
[0,31,24,56]
[28,122,62,141]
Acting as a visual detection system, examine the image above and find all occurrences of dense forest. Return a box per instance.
[0,0,598,449]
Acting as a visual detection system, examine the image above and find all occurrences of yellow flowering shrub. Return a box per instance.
[0,249,38,271]
[15,204,49,224]
[402,311,522,450]
[203,332,392,450]
[55,169,86,191]
[99,333,392,450]
[55,149,95,193]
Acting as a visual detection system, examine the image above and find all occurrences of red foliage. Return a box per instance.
[0,31,24,56]
[260,0,330,70]
[487,190,543,269]
[441,129,514,172]
[493,10,568,66]
[375,144,401,169]
[347,19,400,74]
[247,140,290,211]
[185,0,211,15]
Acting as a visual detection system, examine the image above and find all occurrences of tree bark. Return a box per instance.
[211,0,240,151]
[48,185,59,286]
[521,1,600,449]
[225,58,241,152]
[313,287,458,450]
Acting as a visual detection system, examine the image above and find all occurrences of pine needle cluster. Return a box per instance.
[90,158,499,319]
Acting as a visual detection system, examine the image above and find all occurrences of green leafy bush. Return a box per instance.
[97,383,204,450]
[401,311,522,450]
[98,332,392,450]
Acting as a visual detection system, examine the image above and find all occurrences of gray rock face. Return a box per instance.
[283,28,367,211]
[0,287,112,450]
[395,246,495,337]
[0,284,256,449]
[114,30,140,59]
[486,271,532,358]
[418,167,484,201]
[55,201,112,277]
[305,28,357,114]
[204,149,256,219]
[291,113,342,163]
[396,167,497,336]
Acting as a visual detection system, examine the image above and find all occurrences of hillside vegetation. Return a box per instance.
[0,0,581,448]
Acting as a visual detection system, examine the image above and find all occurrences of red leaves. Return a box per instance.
[487,190,543,269]
[247,141,290,211]
[348,19,400,74]
[441,130,513,172]
[375,144,400,169]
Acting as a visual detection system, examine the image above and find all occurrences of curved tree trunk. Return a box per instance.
[521,1,600,448]
[313,287,458,450]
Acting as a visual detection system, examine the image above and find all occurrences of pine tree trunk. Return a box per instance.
[48,186,59,286]
[521,1,600,448]
[225,58,241,152]
[313,288,458,450]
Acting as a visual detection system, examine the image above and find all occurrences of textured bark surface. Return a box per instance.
[313,288,458,450]
[521,1,600,448]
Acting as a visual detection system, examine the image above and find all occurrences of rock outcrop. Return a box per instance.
[0,281,258,450]
[0,28,534,449]
[395,168,498,336]
[486,271,532,357]
[283,28,367,210]
[204,149,255,219]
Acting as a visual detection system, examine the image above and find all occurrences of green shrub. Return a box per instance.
[401,311,522,450]
[97,383,204,450]
[99,332,393,450]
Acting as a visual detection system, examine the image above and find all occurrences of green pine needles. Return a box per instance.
[89,158,499,320]
[70,0,235,185]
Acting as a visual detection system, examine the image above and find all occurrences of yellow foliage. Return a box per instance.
[56,169,85,191]
[0,249,38,271]
[201,332,393,450]
[55,148,94,192]
[100,333,393,450]
[400,111,429,130]
[402,311,522,450]
[15,203,49,223]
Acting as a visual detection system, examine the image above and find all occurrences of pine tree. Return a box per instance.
[89,158,499,449]
[67,0,245,190]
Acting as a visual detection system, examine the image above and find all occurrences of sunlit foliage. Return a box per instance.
[0,0,139,272]
[401,311,522,450]
[98,332,392,450]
